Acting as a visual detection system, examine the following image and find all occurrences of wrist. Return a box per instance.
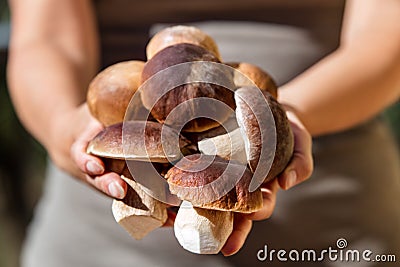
[45,105,83,174]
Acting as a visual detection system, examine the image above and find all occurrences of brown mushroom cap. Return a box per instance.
[87,60,145,126]
[166,154,262,213]
[235,87,294,184]
[87,121,191,163]
[226,62,278,99]
[146,25,221,61]
[141,43,235,133]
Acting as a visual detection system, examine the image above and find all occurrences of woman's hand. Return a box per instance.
[220,110,313,256]
[277,109,314,190]
[48,103,127,199]
[220,179,279,256]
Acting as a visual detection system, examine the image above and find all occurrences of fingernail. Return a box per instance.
[108,182,125,199]
[285,170,297,189]
[86,161,104,175]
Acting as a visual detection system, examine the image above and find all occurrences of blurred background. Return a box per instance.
[0,2,47,267]
[0,1,399,267]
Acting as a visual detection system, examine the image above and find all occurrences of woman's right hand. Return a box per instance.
[48,103,127,199]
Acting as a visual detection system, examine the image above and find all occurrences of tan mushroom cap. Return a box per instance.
[146,25,221,61]
[226,62,278,99]
[87,121,191,163]
[141,43,235,133]
[166,154,263,213]
[87,60,145,126]
[235,87,294,183]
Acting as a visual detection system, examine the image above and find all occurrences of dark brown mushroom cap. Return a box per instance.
[141,43,235,133]
[166,154,262,213]
[146,25,221,60]
[87,121,191,163]
[226,62,278,99]
[235,87,294,184]
[87,60,145,126]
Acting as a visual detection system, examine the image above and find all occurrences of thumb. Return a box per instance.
[278,110,313,190]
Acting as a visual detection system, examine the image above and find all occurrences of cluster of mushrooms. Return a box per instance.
[86,25,294,254]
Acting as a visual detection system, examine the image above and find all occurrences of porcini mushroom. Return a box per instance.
[112,174,168,240]
[198,128,247,165]
[235,87,293,184]
[87,60,147,126]
[87,121,193,239]
[182,112,239,143]
[87,121,192,163]
[166,154,262,254]
[86,25,292,253]
[174,200,233,255]
[226,62,278,99]
[198,86,293,188]
[141,43,235,132]
[146,25,221,61]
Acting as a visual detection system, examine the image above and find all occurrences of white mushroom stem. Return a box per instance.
[174,201,233,254]
[198,128,248,164]
[112,176,167,240]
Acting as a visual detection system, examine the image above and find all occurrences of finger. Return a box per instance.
[85,172,127,199]
[71,138,105,176]
[71,120,105,176]
[220,213,252,256]
[162,208,177,227]
[279,111,313,190]
[244,179,279,221]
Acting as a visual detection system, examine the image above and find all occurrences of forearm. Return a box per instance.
[8,44,88,148]
[278,0,400,136]
[7,0,99,150]
[278,45,400,136]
